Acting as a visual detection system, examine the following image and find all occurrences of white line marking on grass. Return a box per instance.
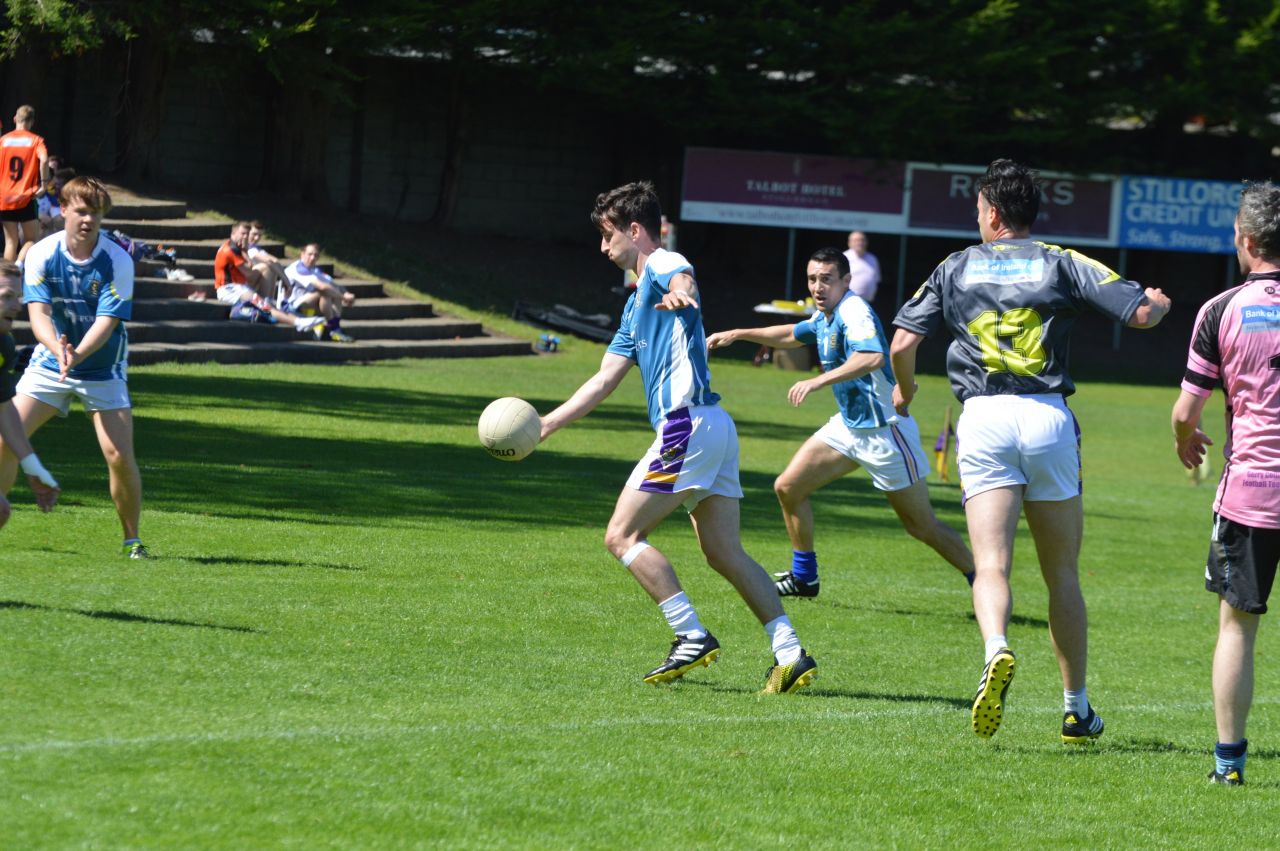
[5,696,1272,755]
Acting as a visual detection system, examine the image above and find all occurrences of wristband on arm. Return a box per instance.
[19,453,59,489]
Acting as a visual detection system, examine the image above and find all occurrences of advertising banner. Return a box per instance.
[680,147,907,231]
[1118,177,1239,254]
[905,164,1116,245]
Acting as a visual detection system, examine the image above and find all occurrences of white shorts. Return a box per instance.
[815,413,929,492]
[216,283,257,305]
[957,394,1080,502]
[626,405,744,510]
[17,365,131,416]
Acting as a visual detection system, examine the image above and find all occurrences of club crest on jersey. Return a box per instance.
[964,258,1045,286]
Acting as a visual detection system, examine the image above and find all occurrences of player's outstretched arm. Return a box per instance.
[707,324,801,351]
[788,350,884,407]
[540,353,633,441]
[889,328,925,416]
[655,272,699,311]
[1171,389,1214,469]
[1128,287,1172,328]
[0,402,58,512]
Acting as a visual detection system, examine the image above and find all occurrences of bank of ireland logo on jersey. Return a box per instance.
[963,258,1045,286]
[1240,304,1280,333]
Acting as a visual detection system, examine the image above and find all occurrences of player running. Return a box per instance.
[538,181,817,693]
[890,159,1170,741]
[1172,181,1280,786]
[706,247,974,598]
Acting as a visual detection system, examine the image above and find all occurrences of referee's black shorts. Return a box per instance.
[1206,513,1280,614]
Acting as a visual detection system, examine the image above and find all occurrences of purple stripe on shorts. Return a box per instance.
[640,407,692,494]
[1071,407,1083,495]
[889,424,920,485]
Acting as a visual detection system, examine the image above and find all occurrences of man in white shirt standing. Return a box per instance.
[843,230,881,303]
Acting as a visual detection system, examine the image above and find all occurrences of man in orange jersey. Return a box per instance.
[0,105,50,261]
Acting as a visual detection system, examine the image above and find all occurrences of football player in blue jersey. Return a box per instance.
[0,177,151,559]
[707,248,974,599]
[538,181,817,693]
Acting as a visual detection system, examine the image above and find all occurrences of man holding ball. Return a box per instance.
[538,181,817,693]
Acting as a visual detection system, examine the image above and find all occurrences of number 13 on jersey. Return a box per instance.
[966,308,1047,375]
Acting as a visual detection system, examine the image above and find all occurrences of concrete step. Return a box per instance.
[107,200,189,220]
[133,278,386,299]
[127,336,531,366]
[137,238,286,261]
[103,218,231,240]
[138,257,336,278]
[13,316,481,346]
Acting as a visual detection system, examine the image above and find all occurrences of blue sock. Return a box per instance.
[1215,739,1247,777]
[123,537,141,547]
[964,570,976,586]
[791,551,818,584]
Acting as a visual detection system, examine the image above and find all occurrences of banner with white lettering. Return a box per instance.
[1119,176,1239,254]
[680,148,907,231]
[905,163,1116,246]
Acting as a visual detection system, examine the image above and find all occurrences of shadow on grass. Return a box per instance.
[0,600,258,633]
[183,555,362,571]
[682,679,969,709]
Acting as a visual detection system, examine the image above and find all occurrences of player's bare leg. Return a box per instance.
[19,219,39,257]
[964,485,1021,737]
[689,494,784,624]
[964,486,1022,642]
[1,221,20,262]
[0,394,60,492]
[1024,496,1086,690]
[690,493,815,692]
[92,408,143,541]
[1213,599,1259,744]
[604,486,691,603]
[774,436,857,551]
[885,479,974,575]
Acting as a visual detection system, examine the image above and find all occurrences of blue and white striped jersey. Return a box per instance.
[23,231,133,380]
[607,248,720,428]
[794,292,900,429]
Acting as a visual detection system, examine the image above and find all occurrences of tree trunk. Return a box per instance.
[431,66,468,227]
[114,36,172,179]
[263,76,334,204]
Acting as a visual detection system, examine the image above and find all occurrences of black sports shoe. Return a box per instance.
[1208,768,1244,786]
[1061,706,1105,743]
[773,571,819,598]
[762,649,818,694]
[643,633,721,684]
[971,648,1016,738]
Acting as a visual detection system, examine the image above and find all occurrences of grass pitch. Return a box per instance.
[2,346,1275,848]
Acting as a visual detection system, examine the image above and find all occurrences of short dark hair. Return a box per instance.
[1237,181,1280,262]
[60,175,112,214]
[975,158,1040,230]
[810,247,850,278]
[591,181,662,240]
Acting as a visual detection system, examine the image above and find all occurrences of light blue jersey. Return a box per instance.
[793,292,900,429]
[23,231,134,381]
[607,248,720,428]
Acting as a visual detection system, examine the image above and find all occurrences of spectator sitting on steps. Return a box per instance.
[282,243,356,342]
[213,221,322,335]
[245,220,291,299]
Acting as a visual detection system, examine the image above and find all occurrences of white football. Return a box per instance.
[478,397,541,462]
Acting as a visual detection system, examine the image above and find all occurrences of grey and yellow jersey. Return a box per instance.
[893,239,1146,401]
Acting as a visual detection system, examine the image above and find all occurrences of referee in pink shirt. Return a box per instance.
[1173,180,1280,787]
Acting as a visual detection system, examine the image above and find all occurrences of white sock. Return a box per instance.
[984,635,1008,665]
[658,592,706,639]
[764,615,802,665]
[1064,688,1089,716]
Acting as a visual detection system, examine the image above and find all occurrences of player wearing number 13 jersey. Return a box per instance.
[890,159,1171,743]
